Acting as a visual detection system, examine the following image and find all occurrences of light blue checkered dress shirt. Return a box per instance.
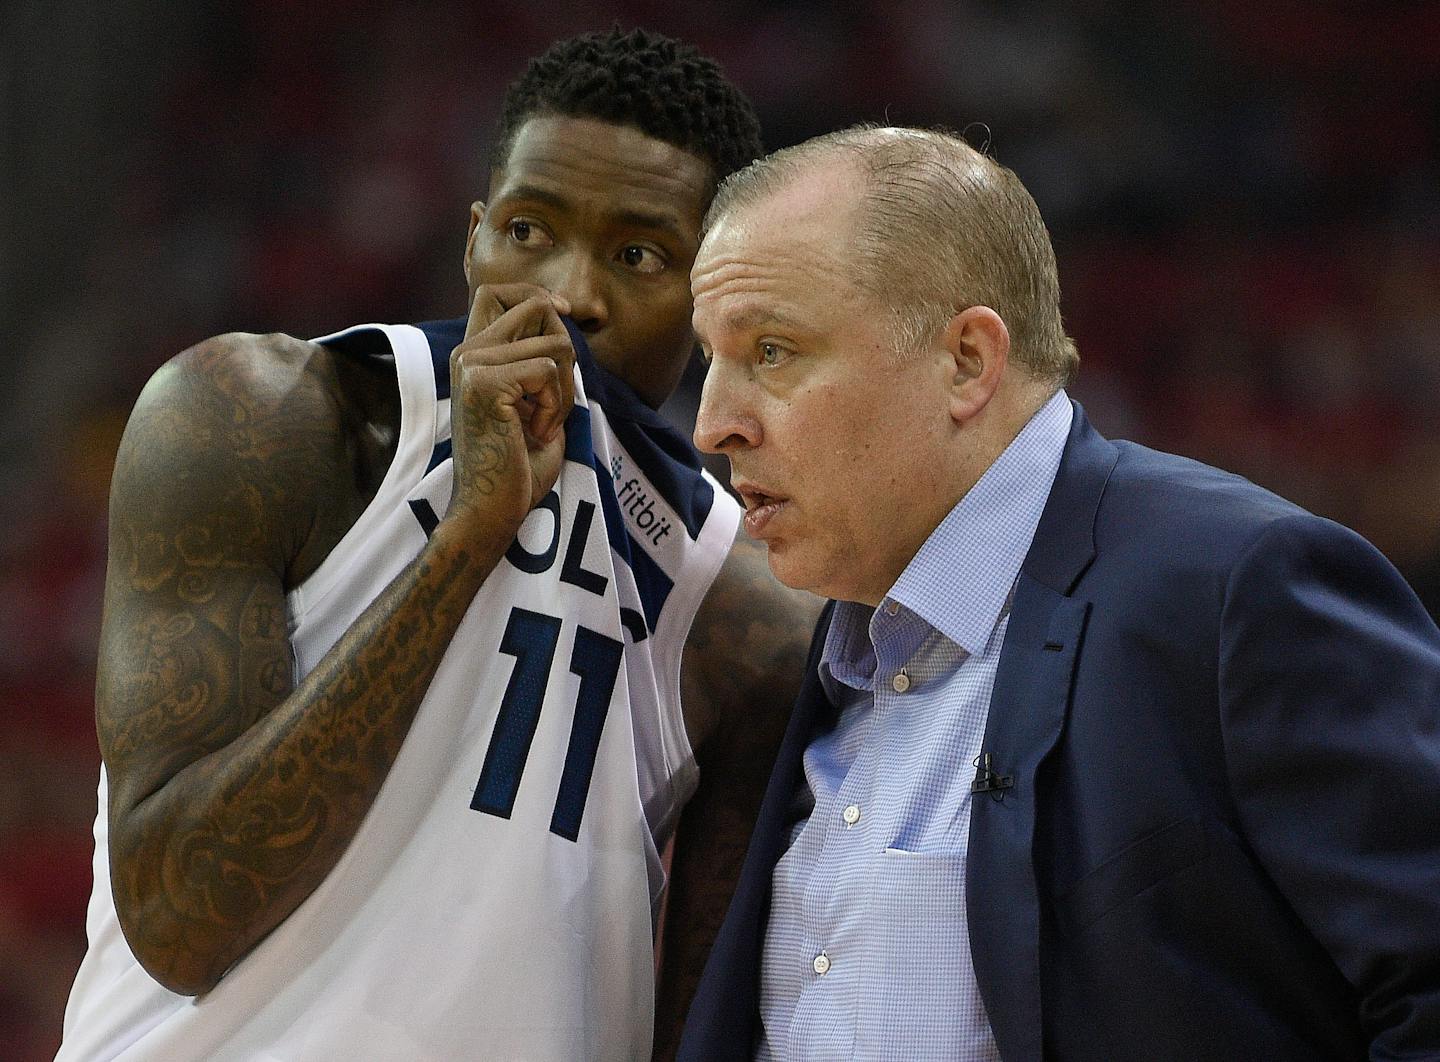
[756,391,1073,1061]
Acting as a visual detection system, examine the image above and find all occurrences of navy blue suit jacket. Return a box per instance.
[678,405,1440,1061]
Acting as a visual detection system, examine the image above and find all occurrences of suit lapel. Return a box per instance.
[967,404,1117,1061]
[968,583,1089,1061]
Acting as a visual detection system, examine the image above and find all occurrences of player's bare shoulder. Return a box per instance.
[114,330,393,587]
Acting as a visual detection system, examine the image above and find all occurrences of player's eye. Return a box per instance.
[619,245,665,274]
[506,219,552,246]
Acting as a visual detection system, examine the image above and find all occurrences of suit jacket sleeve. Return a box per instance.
[1219,513,1440,1055]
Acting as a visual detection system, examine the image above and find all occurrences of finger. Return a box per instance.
[462,296,576,421]
[464,284,560,339]
[452,332,575,370]
[510,351,568,446]
[451,327,564,405]
[528,373,569,447]
[464,284,510,341]
[525,366,567,447]
[455,286,503,392]
[469,355,565,444]
[455,354,563,427]
[528,297,576,419]
[473,293,574,346]
[493,284,569,322]
[459,286,576,435]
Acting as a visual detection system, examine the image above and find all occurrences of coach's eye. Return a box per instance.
[759,342,788,367]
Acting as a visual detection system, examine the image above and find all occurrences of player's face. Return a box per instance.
[466,115,715,409]
[692,169,961,606]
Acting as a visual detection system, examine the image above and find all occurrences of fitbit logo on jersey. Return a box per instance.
[615,476,673,546]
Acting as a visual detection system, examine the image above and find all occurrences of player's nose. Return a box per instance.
[545,253,607,333]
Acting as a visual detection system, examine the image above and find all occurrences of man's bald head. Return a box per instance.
[703,125,1078,386]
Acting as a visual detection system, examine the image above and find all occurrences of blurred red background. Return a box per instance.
[3,2,1438,1055]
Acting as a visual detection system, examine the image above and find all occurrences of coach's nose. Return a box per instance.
[694,357,761,455]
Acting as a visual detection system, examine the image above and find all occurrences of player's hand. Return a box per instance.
[446,283,576,544]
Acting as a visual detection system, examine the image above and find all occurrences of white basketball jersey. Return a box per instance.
[58,319,740,1061]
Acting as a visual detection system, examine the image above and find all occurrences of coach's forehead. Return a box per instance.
[698,162,862,276]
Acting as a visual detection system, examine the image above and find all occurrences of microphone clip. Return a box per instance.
[971,752,1014,800]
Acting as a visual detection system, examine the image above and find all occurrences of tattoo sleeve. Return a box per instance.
[98,338,507,995]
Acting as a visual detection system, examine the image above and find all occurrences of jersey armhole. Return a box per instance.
[286,324,438,620]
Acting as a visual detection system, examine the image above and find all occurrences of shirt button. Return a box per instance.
[884,600,899,616]
[812,952,831,976]
[891,671,911,693]
[842,804,861,826]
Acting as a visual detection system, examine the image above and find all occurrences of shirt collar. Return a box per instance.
[821,390,1073,685]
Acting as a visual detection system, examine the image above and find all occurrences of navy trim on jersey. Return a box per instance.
[415,317,714,540]
[560,318,715,542]
[425,439,452,475]
[566,401,674,633]
[627,539,675,633]
[416,318,461,398]
[315,322,453,474]
[414,317,687,632]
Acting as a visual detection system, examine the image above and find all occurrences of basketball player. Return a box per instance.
[57,29,816,1061]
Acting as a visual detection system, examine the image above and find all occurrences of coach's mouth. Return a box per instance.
[732,479,789,539]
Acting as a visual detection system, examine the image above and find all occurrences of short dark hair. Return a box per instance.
[493,27,763,188]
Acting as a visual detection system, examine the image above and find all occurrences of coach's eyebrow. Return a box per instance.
[721,305,805,332]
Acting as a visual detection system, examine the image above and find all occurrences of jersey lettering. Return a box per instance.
[505,493,563,574]
[559,501,608,597]
[414,487,610,600]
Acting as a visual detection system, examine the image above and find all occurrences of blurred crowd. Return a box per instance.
[3,1,1437,1055]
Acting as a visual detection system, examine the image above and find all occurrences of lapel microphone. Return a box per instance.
[971,752,1014,799]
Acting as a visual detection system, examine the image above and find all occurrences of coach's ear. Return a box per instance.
[463,200,487,285]
[944,305,1009,425]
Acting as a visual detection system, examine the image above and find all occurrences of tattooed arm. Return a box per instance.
[100,287,573,995]
[654,533,821,1058]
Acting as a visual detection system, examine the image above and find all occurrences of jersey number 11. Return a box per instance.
[470,607,623,841]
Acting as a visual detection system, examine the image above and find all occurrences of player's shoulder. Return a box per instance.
[122,331,376,482]
[109,329,400,585]
[115,331,359,537]
[142,330,345,424]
